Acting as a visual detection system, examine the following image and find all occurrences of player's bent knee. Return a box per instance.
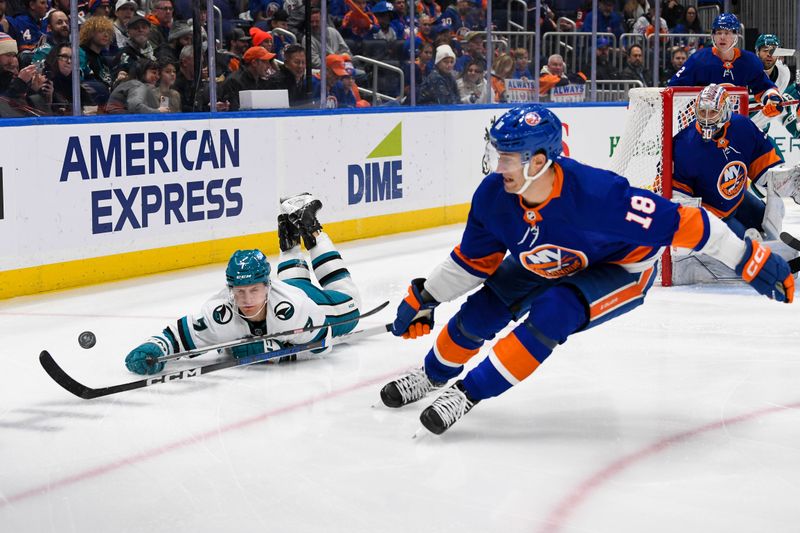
[456,287,514,341]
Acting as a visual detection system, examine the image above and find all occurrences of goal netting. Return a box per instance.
[609,86,750,286]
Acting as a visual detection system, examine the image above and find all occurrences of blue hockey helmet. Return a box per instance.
[755,33,780,51]
[489,105,563,163]
[712,13,739,32]
[226,249,271,287]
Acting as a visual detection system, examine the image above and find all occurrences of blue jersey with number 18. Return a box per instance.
[450,157,712,281]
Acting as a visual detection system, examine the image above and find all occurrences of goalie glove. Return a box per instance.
[392,278,439,339]
[735,238,795,303]
[231,339,287,359]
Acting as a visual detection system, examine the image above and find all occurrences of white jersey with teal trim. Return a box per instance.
[157,279,330,356]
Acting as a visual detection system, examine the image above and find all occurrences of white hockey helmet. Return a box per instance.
[694,84,732,141]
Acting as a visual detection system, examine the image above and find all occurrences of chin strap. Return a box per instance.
[513,158,553,195]
[713,34,739,56]
[237,301,267,320]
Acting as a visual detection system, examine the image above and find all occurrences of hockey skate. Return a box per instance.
[419,380,479,435]
[280,193,323,248]
[380,367,445,408]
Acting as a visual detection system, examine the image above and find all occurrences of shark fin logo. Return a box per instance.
[348,122,403,204]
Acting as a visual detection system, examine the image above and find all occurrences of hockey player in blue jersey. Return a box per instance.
[124,193,362,375]
[668,13,783,119]
[672,84,784,238]
[380,104,794,435]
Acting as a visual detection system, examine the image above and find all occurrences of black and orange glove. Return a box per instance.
[391,278,439,339]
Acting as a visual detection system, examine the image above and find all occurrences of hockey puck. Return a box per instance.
[78,331,96,349]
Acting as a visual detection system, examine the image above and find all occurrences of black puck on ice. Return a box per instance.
[78,331,96,349]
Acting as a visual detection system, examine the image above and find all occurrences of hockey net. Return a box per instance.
[609,86,749,286]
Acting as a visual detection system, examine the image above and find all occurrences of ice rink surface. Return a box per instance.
[1,221,800,533]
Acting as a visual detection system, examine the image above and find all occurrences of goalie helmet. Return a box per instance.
[694,84,732,141]
[226,249,271,287]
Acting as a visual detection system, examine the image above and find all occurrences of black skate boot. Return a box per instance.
[280,193,323,249]
[277,214,302,252]
[380,367,445,408]
[419,380,479,435]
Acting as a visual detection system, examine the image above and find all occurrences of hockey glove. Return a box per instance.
[762,93,784,118]
[231,339,286,359]
[392,278,439,339]
[735,239,795,303]
[125,339,168,375]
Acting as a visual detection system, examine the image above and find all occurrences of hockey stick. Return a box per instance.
[40,322,393,400]
[778,232,800,273]
[150,300,389,364]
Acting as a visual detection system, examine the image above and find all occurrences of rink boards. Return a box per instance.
[1,104,799,299]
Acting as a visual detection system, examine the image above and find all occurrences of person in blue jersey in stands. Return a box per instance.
[668,13,784,119]
[379,104,795,435]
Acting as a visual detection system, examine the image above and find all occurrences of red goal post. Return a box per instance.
[609,86,750,286]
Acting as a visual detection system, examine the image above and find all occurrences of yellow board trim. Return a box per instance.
[0,203,471,300]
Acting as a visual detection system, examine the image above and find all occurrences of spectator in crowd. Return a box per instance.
[580,36,618,80]
[79,15,115,103]
[9,0,48,52]
[633,6,668,36]
[303,8,351,69]
[623,0,649,22]
[114,14,156,78]
[224,27,251,72]
[156,58,180,112]
[157,20,191,63]
[531,1,557,33]
[660,47,686,85]
[106,57,166,113]
[0,0,11,34]
[401,37,431,102]
[174,43,229,112]
[37,43,96,114]
[264,43,313,107]
[249,26,274,55]
[371,2,397,42]
[316,53,359,108]
[512,47,532,79]
[456,58,486,104]
[454,31,483,73]
[147,0,174,51]
[620,43,651,86]
[662,0,685,28]
[418,43,459,105]
[417,0,441,19]
[341,0,379,41]
[267,9,289,59]
[31,9,70,63]
[490,52,514,103]
[86,0,111,19]
[672,5,702,34]
[220,46,273,111]
[580,0,624,39]
[112,0,137,49]
[417,14,435,45]
[539,53,565,95]
[436,0,481,36]
[389,0,411,40]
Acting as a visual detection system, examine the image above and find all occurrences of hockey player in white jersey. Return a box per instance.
[124,193,362,375]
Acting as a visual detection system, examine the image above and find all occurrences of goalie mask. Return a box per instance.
[226,249,271,319]
[694,84,731,141]
[484,104,563,195]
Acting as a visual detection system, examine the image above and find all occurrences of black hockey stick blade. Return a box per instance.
[780,231,800,251]
[790,257,800,274]
[40,323,392,399]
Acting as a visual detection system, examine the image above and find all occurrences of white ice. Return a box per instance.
[1,220,800,533]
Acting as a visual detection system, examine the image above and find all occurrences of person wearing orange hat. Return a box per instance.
[249,26,274,53]
[220,45,275,111]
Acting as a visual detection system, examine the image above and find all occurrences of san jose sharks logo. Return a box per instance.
[717,161,748,200]
[274,301,295,320]
[519,245,588,278]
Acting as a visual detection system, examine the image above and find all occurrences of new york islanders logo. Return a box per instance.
[519,245,588,278]
[717,161,748,200]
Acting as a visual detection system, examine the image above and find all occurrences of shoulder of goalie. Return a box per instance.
[692,209,795,303]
